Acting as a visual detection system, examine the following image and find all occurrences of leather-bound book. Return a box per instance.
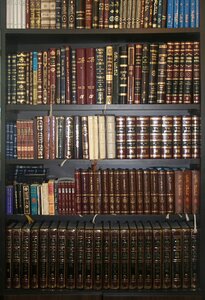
[172,42,180,103]
[161,0,167,28]
[55,116,65,159]
[136,0,142,28]
[71,49,77,104]
[173,116,182,159]
[174,169,184,214]
[193,42,200,104]
[136,221,144,289]
[93,222,103,289]
[106,115,116,159]
[161,116,173,159]
[65,46,71,104]
[92,0,99,28]
[7,54,12,104]
[75,221,86,289]
[56,49,61,104]
[110,222,120,289]
[158,169,167,214]
[30,222,40,288]
[56,0,61,28]
[39,222,49,288]
[129,169,137,214]
[105,46,113,104]
[143,169,151,213]
[166,169,175,214]
[120,169,129,214]
[120,222,129,289]
[102,221,111,289]
[61,0,68,28]
[86,48,96,104]
[49,0,56,29]
[22,183,30,215]
[150,116,162,159]
[75,169,82,215]
[134,43,142,104]
[42,51,48,104]
[157,43,167,104]
[75,0,85,29]
[16,52,27,104]
[35,0,41,28]
[129,222,137,289]
[126,116,136,159]
[150,169,159,214]
[81,116,89,160]
[66,221,77,289]
[68,0,75,29]
[48,222,57,288]
[109,169,115,214]
[148,0,154,28]
[113,45,120,104]
[49,116,56,160]
[141,43,150,103]
[114,0,120,28]
[98,115,106,159]
[32,51,38,105]
[114,169,121,214]
[65,116,74,159]
[98,0,105,29]
[183,169,192,215]
[104,0,109,28]
[81,169,89,214]
[49,48,56,104]
[161,221,172,289]
[136,116,150,159]
[144,221,153,289]
[119,0,127,29]
[96,47,106,104]
[136,169,144,214]
[166,42,174,103]
[21,223,32,289]
[85,0,92,29]
[181,221,191,289]
[192,169,200,214]
[182,115,192,159]
[76,48,86,104]
[152,0,159,28]
[43,116,50,159]
[126,0,132,28]
[192,115,201,159]
[178,42,185,103]
[12,222,22,288]
[36,116,44,159]
[144,0,150,28]
[127,44,135,104]
[119,45,128,104]
[148,43,158,104]
[152,221,162,289]
[101,169,109,214]
[84,223,94,289]
[94,169,102,214]
[183,42,193,104]
[74,115,82,159]
[57,222,67,288]
[6,223,15,288]
[171,221,182,288]
[189,222,198,289]
[108,0,115,28]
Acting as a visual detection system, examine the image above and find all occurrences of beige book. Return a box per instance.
[41,0,50,29]
[98,115,106,159]
[106,115,116,159]
[41,182,49,215]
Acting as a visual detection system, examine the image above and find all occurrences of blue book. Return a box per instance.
[6,185,14,215]
[167,0,174,28]
[190,0,196,27]
[184,0,190,27]
[174,0,180,28]
[30,184,39,215]
[195,0,200,27]
[179,0,185,27]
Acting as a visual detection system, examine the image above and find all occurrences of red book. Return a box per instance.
[65,46,71,104]
[49,48,56,104]
[49,116,56,160]
[76,48,86,104]
[86,48,96,104]
[75,169,82,214]
[85,0,92,29]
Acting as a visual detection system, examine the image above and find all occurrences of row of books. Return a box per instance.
[6,0,200,30]
[7,41,200,105]
[6,220,198,289]
[6,115,200,160]
[6,168,200,215]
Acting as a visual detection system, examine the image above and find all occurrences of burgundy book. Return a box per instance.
[136,116,150,159]
[161,116,173,159]
[66,221,76,288]
[191,115,201,159]
[43,116,50,159]
[65,46,71,104]
[192,42,200,104]
[158,169,167,214]
[136,169,144,214]
[84,223,93,289]
[76,48,86,104]
[129,169,137,214]
[81,169,89,214]
[92,0,99,28]
[183,42,193,104]
[76,221,85,289]
[49,48,56,104]
[49,116,56,160]
[134,43,143,104]
[178,42,185,103]
[103,0,109,28]
[173,116,182,159]
[119,222,129,289]
[98,0,105,28]
[182,115,192,159]
[75,169,82,215]
[94,169,102,214]
[93,222,103,289]
[141,43,150,104]
[166,42,174,103]
[150,116,162,159]
[120,170,129,214]
[101,169,109,214]
[166,169,175,214]
[143,169,151,214]
[148,43,158,104]
[114,169,121,214]
[126,116,136,159]
[116,116,126,159]
[86,48,96,104]
[110,222,120,289]
[150,169,159,214]
[174,169,184,214]
[85,0,92,29]
[108,169,115,214]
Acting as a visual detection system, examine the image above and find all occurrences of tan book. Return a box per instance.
[98,115,106,159]
[50,0,56,29]
[41,182,49,215]
[106,116,116,159]
[48,179,55,215]
[41,0,50,29]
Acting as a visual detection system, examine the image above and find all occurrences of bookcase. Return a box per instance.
[1,0,205,300]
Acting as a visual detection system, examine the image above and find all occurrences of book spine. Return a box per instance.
[71,49,77,104]
[128,170,136,214]
[74,116,82,159]
[113,45,120,104]
[64,117,74,159]
[114,0,120,28]
[48,225,57,288]
[76,224,84,289]
[42,51,48,104]
[106,116,116,159]
[182,115,192,159]
[6,224,13,288]
[102,223,110,289]
[143,170,151,213]
[96,47,105,104]
[94,169,102,214]
[166,42,174,103]
[75,170,82,215]
[167,0,174,28]
[136,169,144,214]
[16,52,27,104]
[81,116,89,160]
[173,116,182,158]
[192,115,201,159]
[84,226,93,289]
[30,0,35,28]
[65,46,71,104]
[43,116,50,159]
[57,225,66,288]
[109,170,115,214]
[39,225,48,288]
[93,225,103,289]
[6,185,14,215]
[119,45,128,104]
[49,0,56,29]
[190,226,198,288]
[175,170,184,214]
[150,116,162,159]
[37,52,43,104]
[66,224,76,288]
[153,224,162,289]
[101,170,109,213]
[30,225,39,288]
[166,169,175,213]
[184,0,190,27]
[136,223,144,289]
[144,224,153,289]
[192,42,200,104]
[114,170,121,214]
[76,0,85,29]
[92,0,99,28]
[141,43,150,104]
[126,116,136,159]
[22,183,30,214]
[68,0,75,29]
[55,48,61,104]
[161,116,173,159]
[103,0,109,28]
[76,48,86,104]
[172,42,180,103]
[161,0,168,28]
[184,170,192,214]
[157,43,167,104]
[61,0,67,28]
[86,48,96,104]
[178,42,185,103]
[148,43,158,103]
[150,169,159,214]
[108,0,115,28]
[98,0,105,29]
[171,224,182,288]
[152,0,159,28]
[162,225,172,288]
[98,115,106,159]
[158,169,167,214]
[85,0,92,29]
[179,0,184,28]
[129,223,137,288]
[195,0,200,28]
[134,43,142,104]
[49,48,56,104]
[110,224,120,289]
[127,44,135,104]
[173,0,179,28]
[81,170,89,214]
[56,0,62,29]
[11,54,17,104]
[120,170,129,214]
[105,46,114,104]
[35,0,41,28]
[120,225,129,289]
[157,0,163,28]
[49,116,56,160]
[116,116,126,159]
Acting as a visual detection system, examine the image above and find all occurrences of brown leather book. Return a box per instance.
[136,116,150,159]
[182,115,192,159]
[16,52,27,104]
[116,116,126,159]
[173,116,182,159]
[94,169,102,214]
[178,42,185,103]
[148,43,158,104]
[152,221,162,289]
[157,43,167,104]
[181,221,191,289]
[109,169,115,214]
[171,221,182,289]
[172,42,180,104]
[136,221,144,289]
[183,169,192,215]
[61,0,68,28]
[98,0,105,29]
[76,221,85,288]
[65,46,71,104]
[102,221,111,289]
[136,169,144,214]
[193,42,200,104]
[191,115,201,159]
[129,169,137,214]
[49,116,56,160]
[84,223,94,289]
[85,0,92,29]
[120,169,129,214]
[174,169,184,214]
[88,168,95,213]
[57,222,66,288]
[49,48,56,104]
[76,48,86,104]
[158,169,167,214]
[150,116,162,159]
[30,222,40,288]
[127,44,135,104]
[120,222,129,289]
[104,0,109,28]
[39,222,49,288]
[75,0,85,29]
[86,48,96,104]
[81,169,89,214]
[150,169,159,214]
[143,169,151,214]
[68,0,75,29]
[75,169,82,215]
[105,46,113,104]
[93,222,103,289]
[92,0,99,28]
[129,222,137,289]
[183,42,193,104]
[6,223,15,288]
[110,222,120,289]
[114,169,121,214]
[141,43,149,103]
[66,221,77,289]
[43,116,50,159]
[161,221,172,289]
[144,221,153,289]
[189,222,198,289]
[21,223,32,289]
[101,169,109,214]
[48,222,57,288]
[161,116,173,159]
[134,43,143,104]
[191,169,200,214]
[166,169,175,214]
[166,42,174,103]
[126,116,136,159]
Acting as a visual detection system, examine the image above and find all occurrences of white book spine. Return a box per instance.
[7,0,13,28]
[17,0,22,28]
[98,115,106,159]
[93,116,99,159]
[106,115,116,159]
[21,0,26,28]
[88,116,94,160]
[13,0,18,28]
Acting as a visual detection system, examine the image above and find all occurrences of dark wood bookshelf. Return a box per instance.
[1,0,205,299]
